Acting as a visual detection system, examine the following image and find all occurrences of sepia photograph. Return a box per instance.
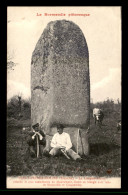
[7,6,121,189]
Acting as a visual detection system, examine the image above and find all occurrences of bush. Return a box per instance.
[7,96,31,120]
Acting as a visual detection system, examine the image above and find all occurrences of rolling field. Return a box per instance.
[6,114,121,178]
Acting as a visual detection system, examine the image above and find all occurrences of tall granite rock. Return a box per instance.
[31,20,90,155]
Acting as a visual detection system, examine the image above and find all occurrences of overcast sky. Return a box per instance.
[7,6,121,103]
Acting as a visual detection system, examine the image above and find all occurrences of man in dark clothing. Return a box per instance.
[27,123,46,158]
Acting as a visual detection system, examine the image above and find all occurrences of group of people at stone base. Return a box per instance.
[27,123,83,161]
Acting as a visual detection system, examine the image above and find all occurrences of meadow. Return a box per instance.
[6,99,121,177]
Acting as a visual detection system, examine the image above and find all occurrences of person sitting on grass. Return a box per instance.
[44,124,82,161]
[27,123,46,158]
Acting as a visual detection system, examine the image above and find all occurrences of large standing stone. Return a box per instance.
[31,20,90,155]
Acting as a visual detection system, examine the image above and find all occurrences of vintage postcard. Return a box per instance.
[7,6,121,189]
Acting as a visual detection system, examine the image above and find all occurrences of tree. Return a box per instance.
[7,95,31,120]
[17,94,22,117]
[7,95,19,118]
[7,50,18,72]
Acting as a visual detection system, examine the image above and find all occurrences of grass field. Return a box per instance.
[6,114,121,178]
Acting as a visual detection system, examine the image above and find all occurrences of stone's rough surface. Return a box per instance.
[31,20,90,155]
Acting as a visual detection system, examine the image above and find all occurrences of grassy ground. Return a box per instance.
[6,117,121,177]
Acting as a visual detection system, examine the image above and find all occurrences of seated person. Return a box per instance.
[27,123,46,158]
[47,124,82,161]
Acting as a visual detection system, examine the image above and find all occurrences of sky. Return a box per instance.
[7,6,121,103]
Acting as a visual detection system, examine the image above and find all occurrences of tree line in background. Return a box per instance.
[7,95,31,120]
[90,98,121,118]
[7,95,121,121]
